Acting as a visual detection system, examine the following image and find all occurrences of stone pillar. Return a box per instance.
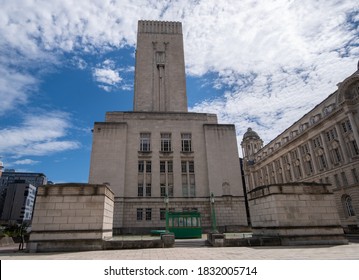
[347,112,359,145]
[320,133,333,169]
[308,141,318,174]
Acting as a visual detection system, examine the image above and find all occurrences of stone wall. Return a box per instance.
[248,182,347,245]
[29,183,114,252]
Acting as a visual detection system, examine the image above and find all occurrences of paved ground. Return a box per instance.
[1,242,359,260]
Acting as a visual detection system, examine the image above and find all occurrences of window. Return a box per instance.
[137,208,143,220]
[145,208,152,220]
[350,140,359,156]
[139,133,151,152]
[325,128,337,142]
[312,137,322,149]
[318,154,327,170]
[160,161,173,197]
[343,195,355,217]
[145,161,151,173]
[146,184,152,197]
[160,133,172,152]
[138,183,144,196]
[160,208,166,220]
[333,148,342,164]
[351,168,359,184]
[138,161,144,173]
[182,160,195,197]
[181,133,192,152]
[341,119,352,133]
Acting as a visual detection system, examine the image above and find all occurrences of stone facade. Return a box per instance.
[241,66,359,233]
[89,21,248,234]
[29,183,114,252]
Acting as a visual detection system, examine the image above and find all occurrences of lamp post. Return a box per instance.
[164,193,169,232]
[210,192,218,233]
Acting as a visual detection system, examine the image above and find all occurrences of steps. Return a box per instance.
[174,239,209,248]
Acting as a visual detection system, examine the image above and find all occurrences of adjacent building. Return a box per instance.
[89,20,248,234]
[241,66,359,233]
[0,170,47,223]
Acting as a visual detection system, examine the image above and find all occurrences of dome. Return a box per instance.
[243,127,260,140]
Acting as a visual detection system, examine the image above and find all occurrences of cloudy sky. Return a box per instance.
[0,0,358,183]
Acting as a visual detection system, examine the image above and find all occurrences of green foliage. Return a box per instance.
[2,223,28,238]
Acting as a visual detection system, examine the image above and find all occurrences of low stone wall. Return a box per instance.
[248,183,348,245]
[28,183,114,252]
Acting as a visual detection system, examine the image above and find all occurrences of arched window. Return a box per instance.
[343,195,355,217]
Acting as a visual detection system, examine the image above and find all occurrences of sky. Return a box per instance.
[0,0,358,183]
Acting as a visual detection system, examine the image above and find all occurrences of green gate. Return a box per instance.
[167,211,202,239]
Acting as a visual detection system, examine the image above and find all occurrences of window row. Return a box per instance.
[138,160,195,173]
[136,207,198,221]
[139,133,192,152]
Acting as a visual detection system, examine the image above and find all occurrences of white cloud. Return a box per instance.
[11,159,40,165]
[93,68,122,85]
[0,112,80,157]
[0,0,358,154]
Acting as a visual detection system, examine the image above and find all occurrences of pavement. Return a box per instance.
[1,242,359,260]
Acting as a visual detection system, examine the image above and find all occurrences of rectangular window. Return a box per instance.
[146,184,151,197]
[318,154,327,170]
[312,137,322,149]
[352,168,359,183]
[160,161,166,173]
[189,161,194,173]
[160,208,166,220]
[333,148,342,164]
[351,140,359,156]
[137,208,143,221]
[138,161,144,173]
[326,128,337,142]
[137,183,144,197]
[160,133,172,152]
[145,208,152,220]
[160,184,166,197]
[146,161,151,173]
[181,133,192,152]
[139,133,151,152]
[341,119,352,133]
[181,161,187,173]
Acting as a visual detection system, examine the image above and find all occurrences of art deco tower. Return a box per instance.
[134,21,187,112]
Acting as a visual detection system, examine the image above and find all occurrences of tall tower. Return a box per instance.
[241,128,263,162]
[134,20,188,112]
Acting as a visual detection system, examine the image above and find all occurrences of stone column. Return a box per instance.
[308,141,318,174]
[347,112,359,145]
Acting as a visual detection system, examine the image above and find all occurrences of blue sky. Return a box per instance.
[0,0,358,183]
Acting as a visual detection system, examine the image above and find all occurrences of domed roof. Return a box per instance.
[243,127,260,140]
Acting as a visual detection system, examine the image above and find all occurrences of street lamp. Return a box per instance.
[210,192,218,233]
[164,193,169,232]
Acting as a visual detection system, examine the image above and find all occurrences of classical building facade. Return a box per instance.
[89,20,248,234]
[241,66,359,233]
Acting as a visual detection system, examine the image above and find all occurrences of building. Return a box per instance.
[89,20,248,234]
[0,170,47,222]
[241,65,359,233]
[1,181,36,223]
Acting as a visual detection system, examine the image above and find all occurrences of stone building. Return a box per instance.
[89,20,248,234]
[241,65,359,233]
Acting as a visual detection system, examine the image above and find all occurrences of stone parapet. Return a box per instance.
[28,183,114,252]
[248,182,347,245]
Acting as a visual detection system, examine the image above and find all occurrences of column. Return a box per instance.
[348,112,359,145]
[297,147,305,180]
[308,141,318,174]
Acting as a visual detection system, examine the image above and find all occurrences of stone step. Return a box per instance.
[174,239,209,248]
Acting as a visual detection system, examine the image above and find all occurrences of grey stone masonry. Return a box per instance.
[248,182,348,245]
[29,183,114,252]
